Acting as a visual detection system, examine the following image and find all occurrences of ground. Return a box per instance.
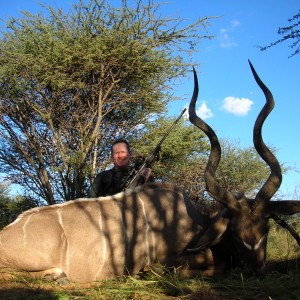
[0,258,299,300]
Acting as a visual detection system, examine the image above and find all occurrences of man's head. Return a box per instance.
[111,139,131,169]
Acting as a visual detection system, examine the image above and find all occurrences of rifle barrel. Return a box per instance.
[122,108,187,190]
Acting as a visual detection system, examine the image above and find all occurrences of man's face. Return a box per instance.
[112,142,131,168]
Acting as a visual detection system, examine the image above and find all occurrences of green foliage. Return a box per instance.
[215,139,277,197]
[130,117,275,202]
[129,115,210,200]
[267,217,300,261]
[0,0,214,204]
[130,116,208,176]
[0,182,37,229]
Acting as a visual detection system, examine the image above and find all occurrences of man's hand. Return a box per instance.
[139,168,151,182]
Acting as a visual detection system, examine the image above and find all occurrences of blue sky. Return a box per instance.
[0,0,299,200]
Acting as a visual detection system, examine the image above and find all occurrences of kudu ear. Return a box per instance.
[266,200,300,216]
[187,210,230,252]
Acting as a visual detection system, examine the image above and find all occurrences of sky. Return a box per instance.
[0,0,299,200]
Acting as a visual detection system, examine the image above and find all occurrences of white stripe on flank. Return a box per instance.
[137,195,155,264]
[57,207,63,225]
[57,207,69,273]
[22,214,32,246]
[119,203,128,257]
[95,202,108,278]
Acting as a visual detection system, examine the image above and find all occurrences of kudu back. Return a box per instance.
[0,61,300,283]
[0,183,216,283]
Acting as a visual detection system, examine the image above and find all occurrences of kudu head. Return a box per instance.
[188,60,299,272]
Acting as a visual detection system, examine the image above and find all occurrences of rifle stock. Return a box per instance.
[121,108,187,190]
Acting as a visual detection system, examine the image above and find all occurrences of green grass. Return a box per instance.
[1,222,299,300]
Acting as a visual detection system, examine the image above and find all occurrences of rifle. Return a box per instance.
[121,108,187,190]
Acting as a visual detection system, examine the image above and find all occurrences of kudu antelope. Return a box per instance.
[0,61,299,284]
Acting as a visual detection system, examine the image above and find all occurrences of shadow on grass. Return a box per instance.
[0,287,59,300]
[184,257,300,300]
[0,286,91,300]
[0,277,88,300]
[267,256,299,273]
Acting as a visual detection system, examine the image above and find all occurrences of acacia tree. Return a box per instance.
[259,10,300,57]
[0,0,214,204]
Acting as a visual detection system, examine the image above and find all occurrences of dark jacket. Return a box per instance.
[88,167,130,197]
